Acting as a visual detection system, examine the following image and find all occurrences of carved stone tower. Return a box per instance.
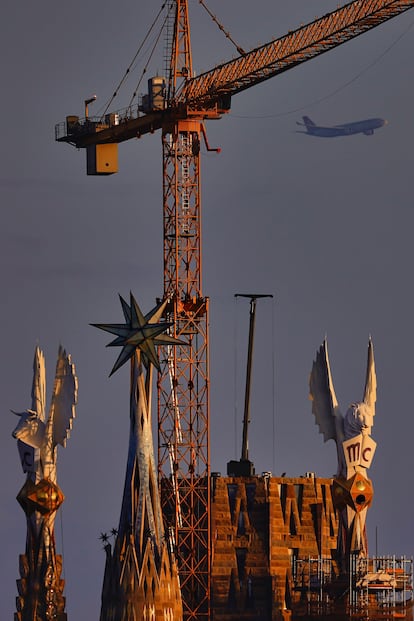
[12,346,77,621]
[94,294,183,621]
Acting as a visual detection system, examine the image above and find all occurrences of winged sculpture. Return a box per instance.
[309,338,377,478]
[12,345,77,484]
[11,345,77,621]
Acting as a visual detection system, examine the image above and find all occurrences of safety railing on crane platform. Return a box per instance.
[54,102,143,142]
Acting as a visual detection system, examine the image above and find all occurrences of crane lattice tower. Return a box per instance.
[157,4,211,619]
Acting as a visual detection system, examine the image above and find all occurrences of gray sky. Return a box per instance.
[1,1,414,618]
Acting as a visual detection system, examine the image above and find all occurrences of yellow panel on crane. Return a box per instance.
[86,143,118,175]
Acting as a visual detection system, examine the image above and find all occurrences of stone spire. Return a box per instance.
[93,294,183,621]
[12,346,77,621]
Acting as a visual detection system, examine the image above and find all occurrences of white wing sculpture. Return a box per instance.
[12,346,78,482]
[363,339,377,409]
[309,338,376,477]
[309,339,345,475]
[49,345,78,448]
[309,338,377,560]
[31,347,46,422]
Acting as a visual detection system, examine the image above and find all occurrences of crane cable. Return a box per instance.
[198,0,246,56]
[99,2,168,120]
[126,5,173,111]
[231,14,414,120]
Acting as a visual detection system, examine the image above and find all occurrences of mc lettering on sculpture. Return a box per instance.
[309,338,376,566]
[346,442,361,463]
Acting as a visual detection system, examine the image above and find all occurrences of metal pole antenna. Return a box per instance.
[241,296,257,462]
[227,293,273,477]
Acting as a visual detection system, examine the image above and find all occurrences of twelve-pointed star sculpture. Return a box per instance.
[91,293,185,376]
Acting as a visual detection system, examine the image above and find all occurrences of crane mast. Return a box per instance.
[158,4,210,621]
[167,0,193,98]
[54,1,414,620]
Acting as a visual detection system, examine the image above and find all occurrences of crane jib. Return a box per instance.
[55,0,414,160]
[179,0,414,108]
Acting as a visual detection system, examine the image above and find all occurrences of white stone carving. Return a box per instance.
[343,433,377,474]
[309,337,376,478]
[12,345,78,484]
[309,337,377,560]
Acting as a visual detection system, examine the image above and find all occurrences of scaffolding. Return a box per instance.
[293,556,340,616]
[292,555,413,619]
[350,555,413,618]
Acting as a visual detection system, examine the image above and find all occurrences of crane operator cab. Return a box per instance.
[139,77,166,114]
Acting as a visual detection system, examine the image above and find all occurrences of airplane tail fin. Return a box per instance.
[302,116,316,128]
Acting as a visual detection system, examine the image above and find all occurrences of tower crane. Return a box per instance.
[55,2,414,620]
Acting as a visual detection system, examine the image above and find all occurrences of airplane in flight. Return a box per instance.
[297,116,387,137]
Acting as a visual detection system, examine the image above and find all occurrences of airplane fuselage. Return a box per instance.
[299,117,387,137]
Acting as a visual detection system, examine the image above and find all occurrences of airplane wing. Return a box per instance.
[49,346,78,448]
